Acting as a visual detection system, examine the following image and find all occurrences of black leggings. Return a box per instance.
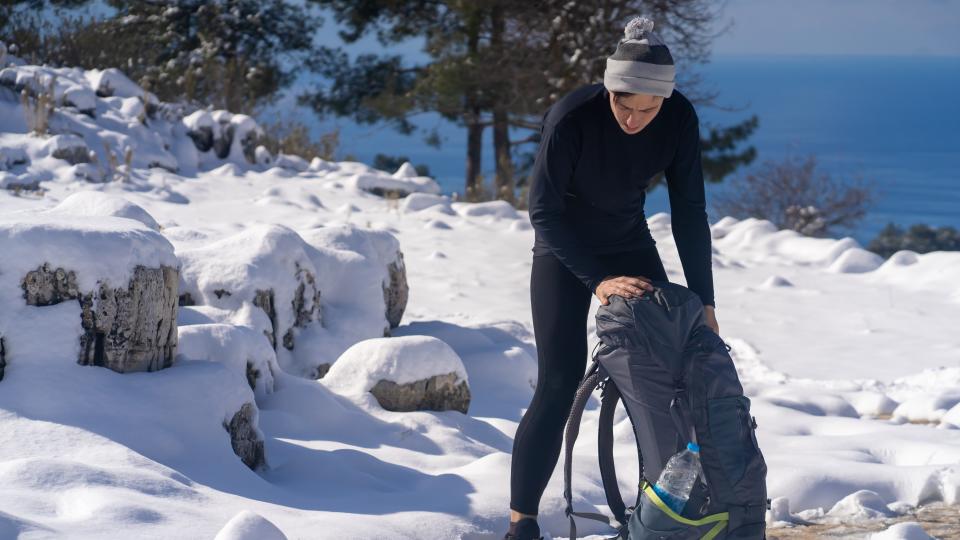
[509,246,669,515]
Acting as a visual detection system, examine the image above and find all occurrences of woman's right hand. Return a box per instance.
[594,275,655,306]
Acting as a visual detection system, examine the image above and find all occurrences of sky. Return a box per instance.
[711,0,960,57]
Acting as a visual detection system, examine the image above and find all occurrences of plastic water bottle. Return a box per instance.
[652,442,702,514]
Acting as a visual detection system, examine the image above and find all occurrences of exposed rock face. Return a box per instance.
[225,402,265,471]
[21,263,81,305]
[250,263,322,352]
[252,288,277,349]
[21,263,179,373]
[187,126,214,153]
[370,372,471,414]
[383,252,409,330]
[0,335,6,382]
[49,135,91,165]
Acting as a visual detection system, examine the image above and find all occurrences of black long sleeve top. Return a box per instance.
[527,83,715,307]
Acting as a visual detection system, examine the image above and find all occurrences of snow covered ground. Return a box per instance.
[1,58,959,540]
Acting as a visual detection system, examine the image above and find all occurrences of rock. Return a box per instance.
[3,214,179,373]
[21,262,80,305]
[224,402,265,471]
[383,252,408,330]
[176,323,280,400]
[178,225,323,356]
[0,335,6,382]
[47,134,91,165]
[273,153,308,172]
[0,147,29,171]
[323,335,471,413]
[371,372,471,413]
[21,262,179,373]
[400,193,454,215]
[81,265,178,372]
[214,510,287,540]
[188,125,214,153]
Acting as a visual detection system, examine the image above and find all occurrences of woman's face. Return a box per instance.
[609,92,664,134]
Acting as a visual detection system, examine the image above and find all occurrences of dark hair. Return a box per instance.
[612,90,635,98]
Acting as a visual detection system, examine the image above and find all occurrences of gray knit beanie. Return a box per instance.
[603,17,676,97]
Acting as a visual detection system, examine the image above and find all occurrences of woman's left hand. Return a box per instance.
[704,305,720,336]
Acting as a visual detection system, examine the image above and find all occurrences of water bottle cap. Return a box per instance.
[687,442,700,453]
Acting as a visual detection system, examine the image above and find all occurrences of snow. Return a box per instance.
[870,522,935,540]
[1,59,958,539]
[214,510,287,540]
[323,335,467,396]
[45,190,161,230]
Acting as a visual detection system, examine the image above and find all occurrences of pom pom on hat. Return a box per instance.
[624,17,655,41]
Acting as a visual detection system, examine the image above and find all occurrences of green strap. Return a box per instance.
[641,482,729,540]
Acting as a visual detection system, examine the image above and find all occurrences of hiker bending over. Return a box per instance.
[504,16,718,540]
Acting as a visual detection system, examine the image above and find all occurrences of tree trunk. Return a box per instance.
[492,107,514,203]
[465,110,484,201]
[489,4,514,204]
[463,9,484,201]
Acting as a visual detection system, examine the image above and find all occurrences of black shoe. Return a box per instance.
[503,517,543,540]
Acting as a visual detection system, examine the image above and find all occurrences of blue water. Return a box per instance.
[309,55,960,246]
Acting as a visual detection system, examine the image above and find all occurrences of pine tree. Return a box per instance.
[304,0,757,201]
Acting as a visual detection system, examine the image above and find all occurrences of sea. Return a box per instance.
[311,54,960,246]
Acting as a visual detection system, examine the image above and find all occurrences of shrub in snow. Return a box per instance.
[46,191,161,231]
[214,510,287,540]
[323,335,471,413]
[1,213,179,373]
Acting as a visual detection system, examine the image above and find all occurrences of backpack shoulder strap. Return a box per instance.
[598,377,634,528]
[563,362,611,539]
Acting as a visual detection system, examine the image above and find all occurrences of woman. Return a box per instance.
[504,17,719,540]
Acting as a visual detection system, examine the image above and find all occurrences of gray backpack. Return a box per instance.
[563,281,770,540]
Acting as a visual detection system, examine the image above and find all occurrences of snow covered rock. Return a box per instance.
[400,192,454,214]
[85,68,155,102]
[826,489,897,519]
[870,522,934,540]
[183,110,263,164]
[46,191,161,231]
[46,134,91,165]
[827,247,884,273]
[341,169,440,197]
[2,214,179,373]
[301,224,409,331]
[177,225,322,355]
[453,200,519,219]
[323,335,471,413]
[177,323,280,400]
[0,147,28,170]
[273,153,309,172]
[214,510,287,540]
